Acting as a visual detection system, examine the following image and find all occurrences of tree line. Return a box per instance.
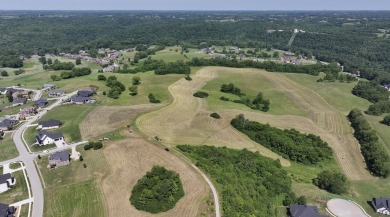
[231,114,333,165]
[348,109,390,177]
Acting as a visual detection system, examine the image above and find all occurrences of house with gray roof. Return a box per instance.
[12,97,27,106]
[0,119,19,131]
[0,203,15,217]
[35,130,64,146]
[49,151,70,168]
[37,119,62,130]
[288,204,327,217]
[372,197,390,215]
[70,96,92,104]
[35,98,48,108]
[77,90,94,97]
[0,173,16,193]
[43,83,56,90]
[0,88,7,95]
[48,90,65,97]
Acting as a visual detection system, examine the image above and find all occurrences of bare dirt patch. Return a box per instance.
[80,104,164,140]
[100,133,211,217]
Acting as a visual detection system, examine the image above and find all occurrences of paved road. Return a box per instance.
[0,91,78,217]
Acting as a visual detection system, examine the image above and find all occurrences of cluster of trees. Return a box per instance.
[381,115,390,126]
[43,59,75,71]
[0,55,23,68]
[154,61,191,75]
[106,76,126,99]
[129,76,141,96]
[13,69,25,75]
[84,141,103,150]
[348,109,390,177]
[192,91,209,98]
[189,58,339,76]
[148,93,160,103]
[130,166,184,213]
[231,114,333,164]
[352,81,389,103]
[59,67,91,79]
[178,145,293,217]
[313,170,348,194]
[220,84,270,111]
[366,101,390,116]
[0,70,9,77]
[283,193,307,206]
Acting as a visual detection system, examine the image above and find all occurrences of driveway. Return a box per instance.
[327,199,370,217]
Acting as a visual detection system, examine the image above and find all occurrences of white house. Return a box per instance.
[0,173,16,193]
[35,130,64,146]
[372,197,390,215]
[37,119,62,130]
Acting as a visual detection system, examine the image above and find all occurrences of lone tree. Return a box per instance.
[75,58,82,65]
[132,76,141,85]
[1,70,8,77]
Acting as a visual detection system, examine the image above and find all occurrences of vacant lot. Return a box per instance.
[80,104,164,140]
[0,134,19,161]
[44,180,105,217]
[101,133,211,217]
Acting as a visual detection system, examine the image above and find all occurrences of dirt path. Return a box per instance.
[100,132,211,217]
[136,67,290,166]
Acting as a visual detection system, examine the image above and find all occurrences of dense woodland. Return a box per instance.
[130,166,184,213]
[348,109,390,177]
[231,114,333,164]
[178,145,293,217]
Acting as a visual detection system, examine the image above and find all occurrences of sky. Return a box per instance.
[0,0,390,11]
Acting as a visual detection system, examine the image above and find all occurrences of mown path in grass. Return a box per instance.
[136,67,290,166]
[137,67,373,180]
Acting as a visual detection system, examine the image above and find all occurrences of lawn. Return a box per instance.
[151,46,211,62]
[200,68,307,116]
[0,170,29,204]
[24,105,95,146]
[37,146,108,217]
[365,114,390,153]
[0,134,19,161]
[43,180,105,217]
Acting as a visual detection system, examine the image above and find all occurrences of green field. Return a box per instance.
[0,170,29,204]
[365,114,390,153]
[24,105,94,146]
[43,180,105,217]
[151,46,211,62]
[38,146,108,217]
[200,69,308,116]
[0,134,19,161]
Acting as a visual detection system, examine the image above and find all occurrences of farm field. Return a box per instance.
[79,104,164,140]
[100,132,212,217]
[0,134,19,161]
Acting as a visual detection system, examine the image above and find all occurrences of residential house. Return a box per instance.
[98,48,105,54]
[0,173,16,193]
[19,106,37,119]
[37,119,62,130]
[372,197,390,215]
[43,83,56,90]
[0,88,7,95]
[12,97,27,107]
[35,98,48,108]
[229,46,240,51]
[48,90,65,97]
[0,203,16,217]
[383,84,390,91]
[77,89,94,97]
[70,96,92,104]
[237,53,246,59]
[103,65,115,72]
[49,151,70,168]
[288,204,327,217]
[11,90,29,99]
[35,130,64,146]
[0,119,19,130]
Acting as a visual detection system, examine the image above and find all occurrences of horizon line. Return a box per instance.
[0,9,389,12]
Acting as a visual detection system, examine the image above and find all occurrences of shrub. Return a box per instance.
[313,170,348,194]
[148,93,161,103]
[219,96,230,101]
[381,115,390,126]
[193,91,209,98]
[132,76,141,85]
[210,112,220,119]
[98,74,106,81]
[13,69,25,75]
[130,166,184,213]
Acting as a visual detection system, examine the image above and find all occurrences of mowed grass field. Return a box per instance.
[0,134,19,161]
[24,105,95,145]
[151,46,211,62]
